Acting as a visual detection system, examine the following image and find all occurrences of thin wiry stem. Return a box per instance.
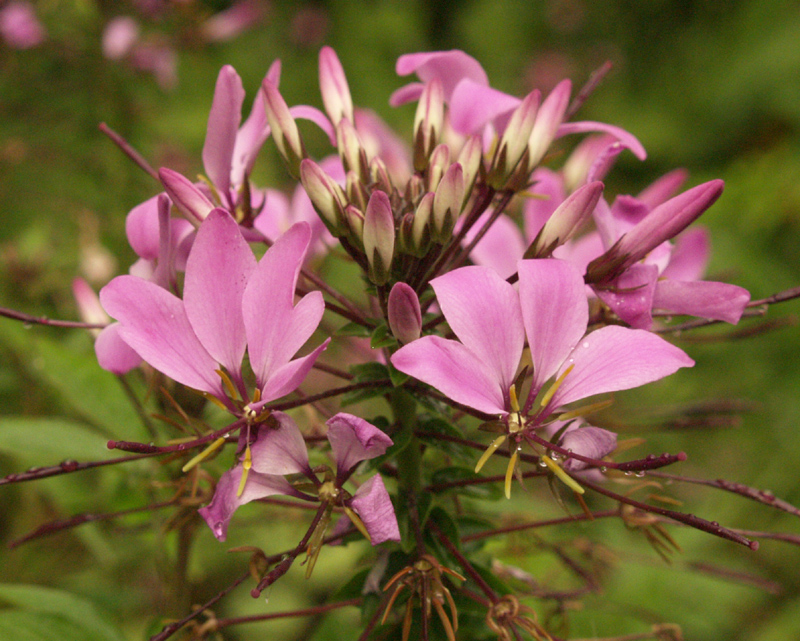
[215,598,362,628]
[462,510,619,543]
[0,305,106,329]
[99,122,160,181]
[0,452,160,486]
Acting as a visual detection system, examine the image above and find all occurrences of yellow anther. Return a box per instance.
[343,505,372,543]
[181,437,226,473]
[200,392,228,411]
[252,388,261,404]
[504,447,519,499]
[541,454,585,495]
[475,434,508,473]
[538,364,574,409]
[236,443,253,498]
[509,384,520,413]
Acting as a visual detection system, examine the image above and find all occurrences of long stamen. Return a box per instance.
[541,455,584,494]
[509,383,521,413]
[475,434,508,473]
[538,364,574,410]
[343,505,372,543]
[181,437,226,473]
[216,368,239,401]
[557,398,613,421]
[236,442,252,497]
[504,447,519,499]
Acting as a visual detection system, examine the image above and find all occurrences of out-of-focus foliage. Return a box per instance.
[1,1,799,640]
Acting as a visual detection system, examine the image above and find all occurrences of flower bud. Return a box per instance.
[413,79,444,172]
[527,79,571,168]
[486,90,539,190]
[319,46,353,125]
[159,168,214,223]
[262,79,306,178]
[432,163,464,243]
[300,158,347,235]
[344,204,364,248]
[387,282,422,344]
[345,170,369,212]
[525,181,603,258]
[457,134,484,205]
[369,156,394,195]
[408,192,434,257]
[363,190,395,285]
[336,118,369,183]
[426,143,450,193]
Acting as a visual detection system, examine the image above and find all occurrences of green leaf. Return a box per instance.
[388,362,409,387]
[0,584,126,641]
[370,323,397,349]
[0,417,111,467]
[341,362,391,406]
[416,416,476,463]
[336,322,372,337]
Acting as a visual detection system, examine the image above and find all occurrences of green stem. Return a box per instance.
[391,388,425,556]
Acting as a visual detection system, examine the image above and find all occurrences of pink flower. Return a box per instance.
[0,2,45,49]
[100,210,328,412]
[199,411,399,544]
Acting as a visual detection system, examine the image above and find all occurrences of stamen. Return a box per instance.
[538,364,574,409]
[181,437,226,473]
[541,455,585,494]
[236,443,253,498]
[475,434,508,473]
[343,505,372,543]
[216,368,239,401]
[557,398,613,421]
[201,392,228,411]
[504,447,519,499]
[509,384,520,413]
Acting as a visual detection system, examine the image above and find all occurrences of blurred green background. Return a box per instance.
[1,1,800,640]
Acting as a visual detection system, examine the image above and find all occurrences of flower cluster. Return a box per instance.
[15,44,785,641]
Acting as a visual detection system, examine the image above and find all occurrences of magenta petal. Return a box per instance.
[391,336,508,415]
[653,280,750,324]
[125,194,162,260]
[199,465,298,541]
[560,426,617,472]
[249,411,310,475]
[550,325,694,409]
[660,228,709,282]
[243,223,324,389]
[431,266,524,395]
[159,168,214,223]
[94,323,142,374]
[637,169,689,209]
[557,121,647,160]
[326,413,393,478]
[517,259,589,396]
[289,104,336,146]
[258,338,330,404]
[348,475,400,544]
[203,65,245,201]
[100,276,223,396]
[594,263,659,330]
[389,82,425,107]
[395,50,488,100]
[183,209,256,378]
[466,212,526,280]
[449,79,520,135]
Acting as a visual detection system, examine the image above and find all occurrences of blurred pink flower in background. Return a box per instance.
[0,1,45,49]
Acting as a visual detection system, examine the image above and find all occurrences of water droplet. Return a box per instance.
[710,521,719,527]
[646,454,656,461]
[600,466,607,473]
[568,357,574,363]
[213,522,225,539]
[60,459,79,472]
[550,452,560,461]
[26,466,42,473]
[538,459,548,468]
[582,341,589,348]
[624,471,633,477]
[761,490,775,501]
[23,322,32,330]
[635,471,645,478]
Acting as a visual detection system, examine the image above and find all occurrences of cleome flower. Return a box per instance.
[99,208,329,416]
[391,259,694,495]
[199,411,400,547]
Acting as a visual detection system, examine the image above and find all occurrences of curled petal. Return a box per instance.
[549,325,694,410]
[249,411,311,475]
[326,413,393,478]
[125,194,163,260]
[557,121,647,161]
[395,50,489,100]
[199,465,299,541]
[449,79,520,135]
[595,263,659,330]
[559,426,617,472]
[653,280,750,324]
[348,475,401,544]
[94,323,141,374]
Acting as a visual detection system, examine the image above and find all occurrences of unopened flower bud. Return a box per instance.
[72,278,109,336]
[525,181,603,258]
[370,156,393,194]
[487,90,539,190]
[586,179,724,284]
[262,79,306,178]
[300,158,347,235]
[527,79,571,168]
[432,163,464,243]
[405,174,425,203]
[426,143,450,193]
[336,118,369,183]
[159,168,214,224]
[319,46,353,125]
[388,282,422,344]
[408,192,434,256]
[457,134,484,205]
[346,170,369,212]
[413,79,444,172]
[344,204,364,248]
[363,190,395,285]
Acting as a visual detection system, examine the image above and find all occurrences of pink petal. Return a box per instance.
[249,411,310,475]
[391,336,508,415]
[94,323,142,374]
[557,121,647,160]
[348,475,400,544]
[183,209,256,379]
[595,263,659,330]
[559,425,617,471]
[257,338,330,404]
[289,104,336,146]
[517,259,589,397]
[243,223,325,389]
[466,212,526,280]
[319,46,353,125]
[449,78,520,135]
[653,280,750,324]
[550,325,694,409]
[637,168,689,209]
[395,50,489,100]
[387,282,422,344]
[158,168,214,223]
[431,266,524,395]
[326,413,393,478]
[199,465,299,541]
[389,82,425,107]
[100,276,223,396]
[660,228,709,282]
[524,168,566,241]
[203,65,245,202]
[125,194,163,260]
